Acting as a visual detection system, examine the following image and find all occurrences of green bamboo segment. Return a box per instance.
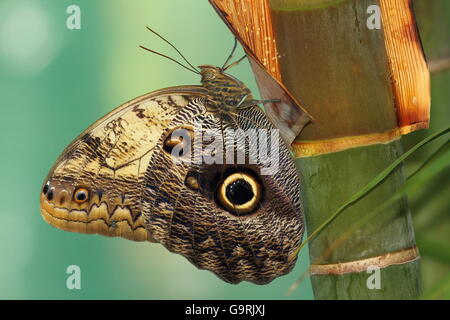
[296,141,415,263]
[312,261,421,299]
[271,0,398,142]
[268,0,422,299]
[297,128,450,256]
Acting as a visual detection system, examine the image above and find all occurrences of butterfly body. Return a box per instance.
[199,65,253,110]
[40,65,304,284]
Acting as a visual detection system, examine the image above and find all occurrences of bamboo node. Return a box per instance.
[293,129,402,158]
[310,246,420,275]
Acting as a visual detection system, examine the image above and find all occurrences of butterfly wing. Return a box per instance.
[248,58,312,145]
[40,87,303,284]
[142,103,304,284]
[40,86,206,241]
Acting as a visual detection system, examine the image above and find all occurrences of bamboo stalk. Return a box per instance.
[210,0,429,299]
[269,0,424,299]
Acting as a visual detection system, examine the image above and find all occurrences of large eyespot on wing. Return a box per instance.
[40,86,207,242]
[73,187,89,204]
[139,100,304,285]
[215,171,262,216]
[177,162,303,285]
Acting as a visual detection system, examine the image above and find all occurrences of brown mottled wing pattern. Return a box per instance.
[140,101,303,284]
[41,87,303,284]
[41,86,206,241]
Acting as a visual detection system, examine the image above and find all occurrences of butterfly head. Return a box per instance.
[198,65,220,81]
[198,65,253,109]
[198,64,244,85]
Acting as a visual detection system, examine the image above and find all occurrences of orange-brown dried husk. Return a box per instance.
[210,0,282,80]
[380,0,430,135]
[210,0,312,145]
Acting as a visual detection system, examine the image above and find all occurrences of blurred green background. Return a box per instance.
[0,0,448,300]
[405,0,450,299]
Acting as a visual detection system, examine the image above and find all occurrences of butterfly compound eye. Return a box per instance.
[216,172,262,216]
[73,187,89,204]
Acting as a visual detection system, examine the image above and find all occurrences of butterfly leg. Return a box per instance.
[222,54,247,71]
[221,38,238,70]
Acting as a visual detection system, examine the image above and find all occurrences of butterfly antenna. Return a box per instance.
[222,54,247,71]
[221,38,238,70]
[139,45,200,75]
[145,26,199,73]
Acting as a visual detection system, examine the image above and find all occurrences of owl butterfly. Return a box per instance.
[40,27,310,284]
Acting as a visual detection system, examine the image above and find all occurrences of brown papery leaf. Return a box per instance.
[209,0,312,145]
